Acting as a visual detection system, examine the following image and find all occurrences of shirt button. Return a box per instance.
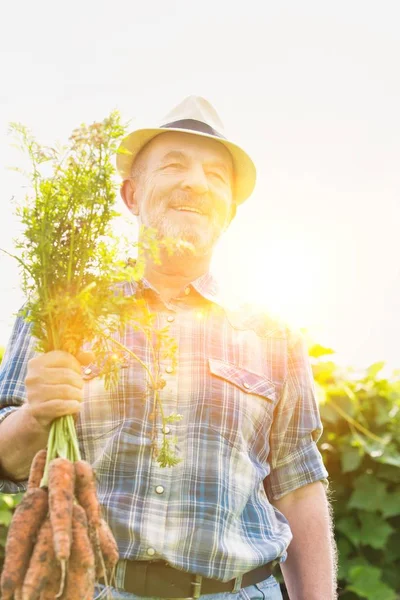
[243,382,250,390]
[184,286,191,295]
[165,366,174,374]
[155,485,165,494]
[163,426,171,434]
[147,547,156,557]
[84,368,92,375]
[167,315,175,323]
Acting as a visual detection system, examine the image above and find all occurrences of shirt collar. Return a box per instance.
[125,271,224,307]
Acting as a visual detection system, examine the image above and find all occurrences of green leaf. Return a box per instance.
[319,403,340,424]
[374,401,391,426]
[311,361,337,384]
[338,555,369,582]
[382,564,400,593]
[0,495,15,509]
[309,344,335,358]
[358,512,393,549]
[366,361,386,379]
[347,565,396,600]
[336,516,361,547]
[386,534,400,561]
[336,537,357,580]
[0,510,12,526]
[164,413,183,424]
[348,474,387,512]
[376,450,400,468]
[355,437,389,461]
[380,489,400,518]
[341,446,363,473]
[0,526,8,548]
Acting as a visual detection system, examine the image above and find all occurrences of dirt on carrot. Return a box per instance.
[22,518,55,600]
[63,504,95,600]
[48,457,75,563]
[98,518,119,576]
[27,449,47,492]
[74,460,102,531]
[38,562,61,600]
[0,487,48,600]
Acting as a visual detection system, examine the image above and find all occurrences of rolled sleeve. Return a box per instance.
[0,312,35,494]
[265,330,329,500]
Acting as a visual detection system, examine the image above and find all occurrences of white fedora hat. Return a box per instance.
[116,95,256,205]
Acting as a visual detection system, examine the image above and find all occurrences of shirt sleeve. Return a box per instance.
[264,329,329,500]
[0,312,36,493]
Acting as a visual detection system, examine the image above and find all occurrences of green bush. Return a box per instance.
[311,345,400,600]
[0,344,399,598]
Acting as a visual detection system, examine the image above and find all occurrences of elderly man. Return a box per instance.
[0,96,336,600]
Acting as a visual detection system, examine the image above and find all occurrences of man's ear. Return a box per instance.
[120,178,140,216]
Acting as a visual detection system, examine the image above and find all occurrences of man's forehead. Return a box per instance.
[145,131,233,166]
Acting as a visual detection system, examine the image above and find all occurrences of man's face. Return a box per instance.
[128,131,235,256]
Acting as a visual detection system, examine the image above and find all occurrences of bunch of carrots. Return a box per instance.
[0,113,176,600]
[0,450,119,600]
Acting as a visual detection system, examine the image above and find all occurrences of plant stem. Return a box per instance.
[330,398,388,444]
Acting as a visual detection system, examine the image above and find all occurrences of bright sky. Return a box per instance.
[1,1,399,371]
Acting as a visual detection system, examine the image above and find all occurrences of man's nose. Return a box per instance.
[181,164,209,195]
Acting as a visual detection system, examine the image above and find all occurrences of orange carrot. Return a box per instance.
[27,449,47,491]
[14,587,23,600]
[74,458,103,574]
[97,518,119,577]
[48,457,75,562]
[21,518,55,600]
[38,564,61,600]
[0,488,48,600]
[74,460,102,531]
[63,504,95,600]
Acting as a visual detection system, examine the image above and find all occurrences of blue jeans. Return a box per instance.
[93,576,283,600]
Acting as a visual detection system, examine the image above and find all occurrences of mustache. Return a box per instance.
[167,190,212,215]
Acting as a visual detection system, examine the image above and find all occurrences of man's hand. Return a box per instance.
[25,350,87,430]
[0,349,94,482]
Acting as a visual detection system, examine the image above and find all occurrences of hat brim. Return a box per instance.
[116,127,256,205]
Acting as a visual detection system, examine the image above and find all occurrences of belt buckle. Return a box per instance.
[189,574,203,599]
[232,575,243,593]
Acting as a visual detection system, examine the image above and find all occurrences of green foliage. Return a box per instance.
[314,348,400,599]
[7,113,137,357]
[2,114,184,468]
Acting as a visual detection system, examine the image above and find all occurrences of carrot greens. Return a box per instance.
[3,111,183,469]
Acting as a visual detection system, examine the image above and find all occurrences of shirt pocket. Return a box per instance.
[78,356,151,467]
[208,358,277,462]
[78,361,125,447]
[79,354,141,436]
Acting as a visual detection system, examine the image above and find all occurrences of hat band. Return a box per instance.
[161,119,226,140]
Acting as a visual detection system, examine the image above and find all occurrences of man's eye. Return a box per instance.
[163,163,184,169]
[208,171,226,182]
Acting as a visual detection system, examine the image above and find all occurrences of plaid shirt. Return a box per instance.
[0,273,328,583]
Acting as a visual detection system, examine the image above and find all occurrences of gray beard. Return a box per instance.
[144,210,223,257]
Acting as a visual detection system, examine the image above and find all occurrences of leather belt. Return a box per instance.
[122,559,278,598]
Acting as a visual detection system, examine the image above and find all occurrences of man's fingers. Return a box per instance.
[29,383,83,403]
[26,368,84,390]
[49,400,82,417]
[29,350,82,375]
[30,400,82,425]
